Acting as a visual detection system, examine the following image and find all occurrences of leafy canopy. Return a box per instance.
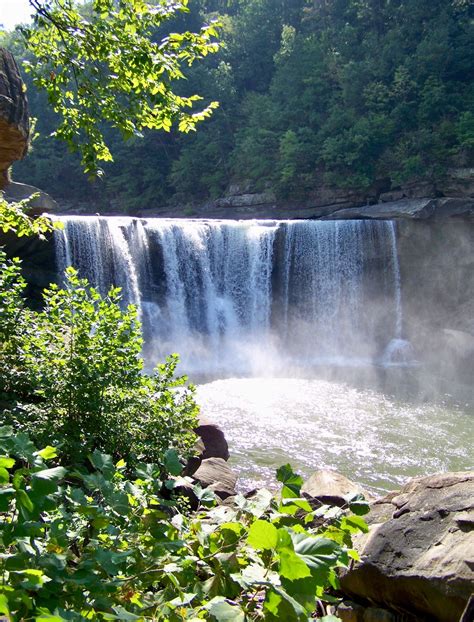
[21,0,220,174]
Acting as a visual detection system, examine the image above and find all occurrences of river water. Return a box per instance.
[196,376,473,493]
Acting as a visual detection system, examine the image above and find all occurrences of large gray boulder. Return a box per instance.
[340,472,474,622]
[0,48,29,189]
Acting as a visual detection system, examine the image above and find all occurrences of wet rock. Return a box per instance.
[193,457,237,500]
[340,471,474,622]
[0,48,29,189]
[301,470,374,507]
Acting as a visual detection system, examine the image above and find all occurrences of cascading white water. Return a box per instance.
[54,216,404,374]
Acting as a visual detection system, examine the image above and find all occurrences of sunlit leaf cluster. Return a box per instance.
[21,0,220,174]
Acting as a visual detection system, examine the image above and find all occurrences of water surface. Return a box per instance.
[196,377,473,493]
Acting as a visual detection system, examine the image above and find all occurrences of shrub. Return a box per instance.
[0,426,368,621]
[0,254,198,467]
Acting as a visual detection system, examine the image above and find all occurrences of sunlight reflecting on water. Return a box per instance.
[196,378,473,493]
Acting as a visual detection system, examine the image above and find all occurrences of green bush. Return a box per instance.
[0,426,368,621]
[0,252,198,467]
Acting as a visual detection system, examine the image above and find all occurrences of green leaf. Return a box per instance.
[0,487,15,511]
[0,456,15,468]
[36,446,58,461]
[208,598,245,621]
[247,520,278,550]
[0,594,9,617]
[89,451,114,475]
[0,467,9,483]
[14,568,51,590]
[164,448,183,476]
[17,489,34,513]
[345,493,370,516]
[277,464,303,499]
[279,548,311,581]
[292,535,340,574]
[35,611,66,622]
[31,466,67,495]
[342,515,369,534]
[168,593,197,607]
[265,586,308,620]
[102,606,142,621]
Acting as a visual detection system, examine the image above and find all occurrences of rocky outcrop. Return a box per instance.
[0,48,29,189]
[3,181,59,213]
[193,457,237,500]
[324,197,474,221]
[301,470,374,507]
[340,472,474,622]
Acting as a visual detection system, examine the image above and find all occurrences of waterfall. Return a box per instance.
[54,216,405,374]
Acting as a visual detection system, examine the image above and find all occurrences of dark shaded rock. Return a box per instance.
[193,458,237,500]
[301,470,375,507]
[336,601,365,622]
[3,181,58,213]
[327,198,437,220]
[0,48,29,189]
[461,595,474,622]
[196,417,230,462]
[340,472,474,622]
[431,197,474,220]
[0,228,58,307]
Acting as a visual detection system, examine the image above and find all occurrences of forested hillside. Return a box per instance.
[3,0,473,212]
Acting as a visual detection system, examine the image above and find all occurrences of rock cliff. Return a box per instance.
[0,47,29,189]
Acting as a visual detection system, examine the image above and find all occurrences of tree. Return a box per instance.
[20,0,220,174]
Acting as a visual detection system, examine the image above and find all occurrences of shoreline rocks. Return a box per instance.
[340,472,474,622]
[186,418,474,621]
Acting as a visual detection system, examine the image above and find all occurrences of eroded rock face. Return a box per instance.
[0,48,29,189]
[340,472,474,622]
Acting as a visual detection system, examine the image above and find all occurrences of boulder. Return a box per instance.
[184,417,230,477]
[0,48,29,189]
[340,472,474,622]
[193,457,237,500]
[196,417,230,462]
[3,181,58,213]
[301,470,374,507]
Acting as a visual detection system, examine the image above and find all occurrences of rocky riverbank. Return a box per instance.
[191,420,474,622]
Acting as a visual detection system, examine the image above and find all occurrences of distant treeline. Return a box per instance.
[3,0,474,212]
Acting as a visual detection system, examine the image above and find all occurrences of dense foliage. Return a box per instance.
[0,247,198,467]
[0,427,368,621]
[3,0,473,210]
